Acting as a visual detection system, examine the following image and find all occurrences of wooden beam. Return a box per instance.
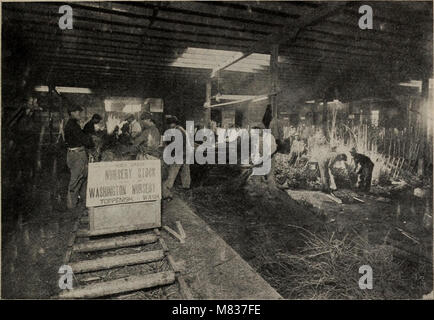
[288,43,377,59]
[6,11,256,50]
[41,67,208,79]
[25,33,274,64]
[72,234,158,253]
[246,2,319,17]
[211,2,348,77]
[40,59,345,79]
[70,250,165,273]
[71,1,273,35]
[164,1,294,28]
[302,28,419,54]
[208,95,269,109]
[38,51,217,68]
[216,94,263,101]
[36,57,212,73]
[37,66,209,81]
[297,35,386,54]
[47,70,324,87]
[58,271,175,299]
[323,19,430,43]
[6,5,263,44]
[163,226,185,244]
[270,44,279,118]
[204,78,212,123]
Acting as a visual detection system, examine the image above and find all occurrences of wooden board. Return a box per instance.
[88,201,161,236]
[70,250,165,273]
[59,271,175,299]
[73,233,158,252]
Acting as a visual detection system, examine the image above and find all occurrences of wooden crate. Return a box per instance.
[88,201,161,236]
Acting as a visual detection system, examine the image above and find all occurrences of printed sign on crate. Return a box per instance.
[86,160,161,207]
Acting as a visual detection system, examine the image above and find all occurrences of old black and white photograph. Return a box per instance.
[1,1,433,302]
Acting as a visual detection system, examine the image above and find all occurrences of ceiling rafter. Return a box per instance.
[211,2,350,78]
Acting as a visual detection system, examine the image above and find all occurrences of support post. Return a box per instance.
[422,78,429,99]
[321,100,328,139]
[418,77,430,177]
[422,77,430,138]
[204,78,211,127]
[48,84,55,144]
[270,44,279,119]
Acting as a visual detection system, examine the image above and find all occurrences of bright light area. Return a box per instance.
[171,48,289,73]
[216,94,258,101]
[34,85,93,94]
[171,47,243,70]
[123,104,142,113]
[104,99,113,112]
[252,95,269,103]
[56,86,92,94]
[209,94,268,108]
[371,110,380,127]
[226,53,270,73]
[104,97,143,112]
[34,85,49,92]
[399,80,422,93]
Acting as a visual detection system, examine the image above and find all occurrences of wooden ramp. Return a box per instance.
[57,211,192,299]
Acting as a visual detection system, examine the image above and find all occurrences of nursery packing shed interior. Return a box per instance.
[1,1,434,300]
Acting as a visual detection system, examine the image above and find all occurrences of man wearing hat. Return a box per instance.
[350,147,374,192]
[133,112,161,159]
[126,114,142,139]
[64,104,94,209]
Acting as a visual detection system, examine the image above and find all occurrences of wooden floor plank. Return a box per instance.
[70,250,165,273]
[59,271,175,299]
[73,234,157,252]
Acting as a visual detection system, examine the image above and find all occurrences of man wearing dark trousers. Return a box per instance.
[64,104,94,209]
[350,147,374,192]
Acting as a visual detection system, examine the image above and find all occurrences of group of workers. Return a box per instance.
[264,105,375,195]
[63,101,374,209]
[63,104,190,209]
[283,127,375,194]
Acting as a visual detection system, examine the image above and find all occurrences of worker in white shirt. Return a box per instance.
[126,114,142,139]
